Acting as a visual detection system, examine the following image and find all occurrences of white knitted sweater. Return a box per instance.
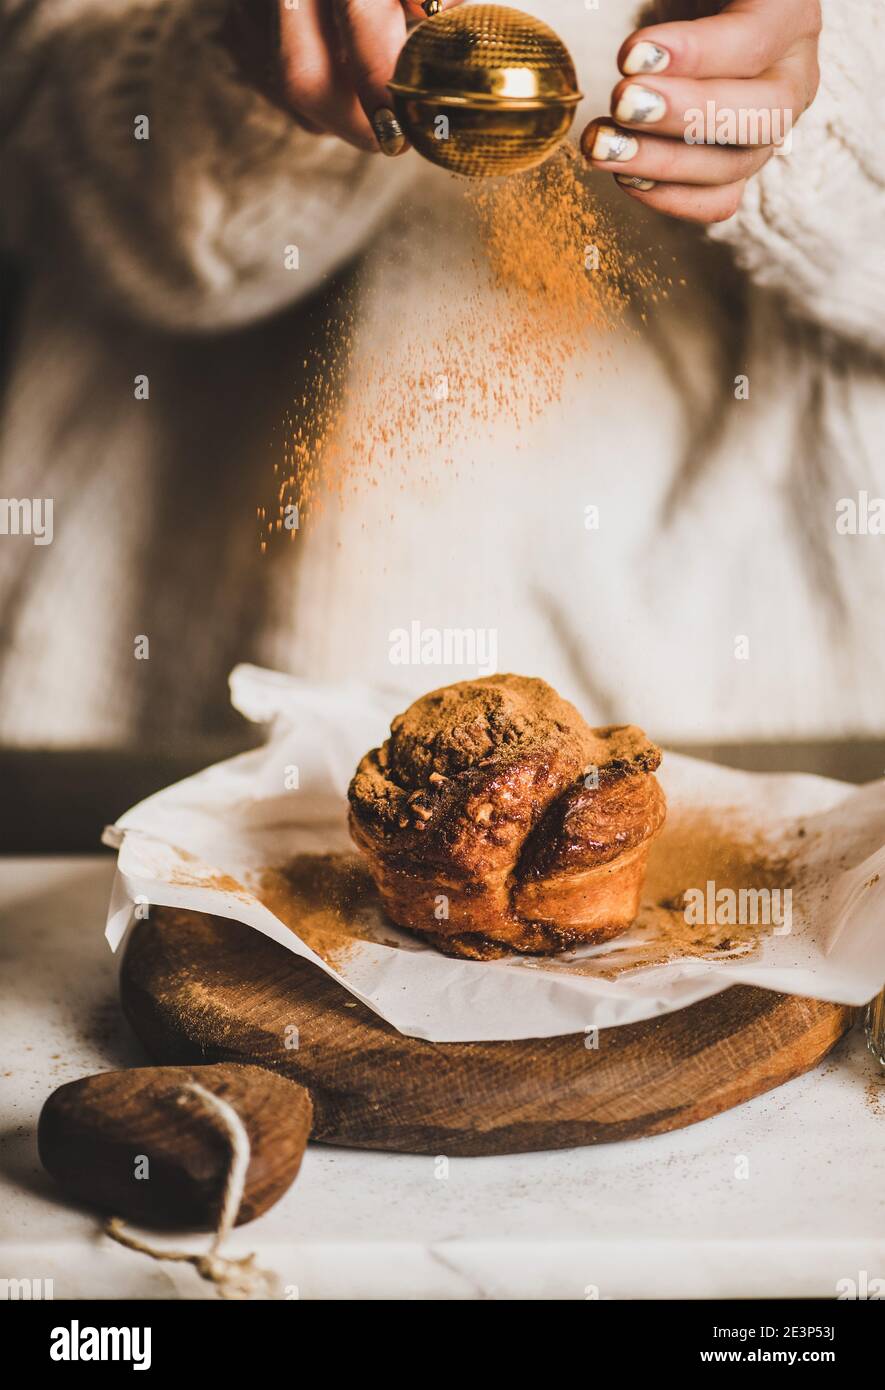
[1,0,883,748]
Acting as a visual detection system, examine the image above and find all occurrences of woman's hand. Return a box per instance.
[277,0,465,155]
[581,0,822,224]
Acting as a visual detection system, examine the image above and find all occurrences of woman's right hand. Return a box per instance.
[278,0,466,155]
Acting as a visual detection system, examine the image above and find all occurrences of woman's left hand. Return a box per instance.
[581,0,822,224]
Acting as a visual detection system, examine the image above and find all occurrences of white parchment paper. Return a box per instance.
[103,664,885,1041]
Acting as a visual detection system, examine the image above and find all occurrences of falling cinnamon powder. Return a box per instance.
[260,146,668,545]
[465,144,659,341]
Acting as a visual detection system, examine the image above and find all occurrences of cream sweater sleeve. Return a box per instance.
[0,0,412,332]
[707,0,885,357]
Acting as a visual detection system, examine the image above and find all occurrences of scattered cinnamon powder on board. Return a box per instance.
[643,808,795,906]
[167,870,249,897]
[241,809,799,982]
[259,146,670,546]
[167,847,250,900]
[529,808,798,978]
[865,1077,885,1115]
[254,853,404,970]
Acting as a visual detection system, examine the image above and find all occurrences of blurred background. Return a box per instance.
[2,0,884,852]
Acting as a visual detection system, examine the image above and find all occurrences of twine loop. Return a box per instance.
[105,1081,279,1299]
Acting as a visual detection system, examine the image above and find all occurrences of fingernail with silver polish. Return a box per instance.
[372,107,406,156]
[591,125,639,163]
[614,85,666,124]
[616,174,656,190]
[623,42,670,75]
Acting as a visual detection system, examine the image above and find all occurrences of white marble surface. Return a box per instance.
[1,856,882,1300]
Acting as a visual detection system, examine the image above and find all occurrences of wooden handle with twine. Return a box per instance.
[104,1081,279,1299]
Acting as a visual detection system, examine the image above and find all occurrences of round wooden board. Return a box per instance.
[120,908,855,1157]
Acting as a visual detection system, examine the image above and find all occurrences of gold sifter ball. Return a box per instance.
[388,4,583,178]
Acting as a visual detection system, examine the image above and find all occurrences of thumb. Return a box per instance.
[333,0,466,156]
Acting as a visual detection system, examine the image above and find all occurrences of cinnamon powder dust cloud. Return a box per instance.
[259,147,671,546]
